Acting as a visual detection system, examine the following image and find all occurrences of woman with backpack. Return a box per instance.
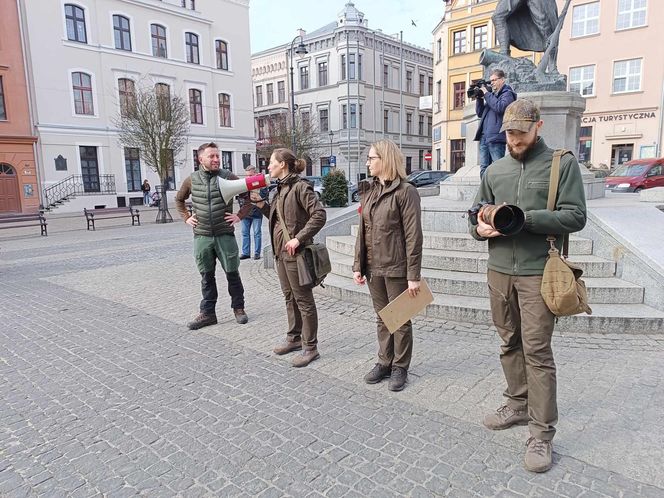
[141,179,151,206]
[252,148,326,367]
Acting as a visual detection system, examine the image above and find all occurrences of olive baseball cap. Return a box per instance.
[500,99,541,133]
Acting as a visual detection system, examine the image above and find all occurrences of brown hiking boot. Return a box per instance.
[291,348,319,367]
[233,308,248,324]
[524,437,553,473]
[187,312,217,330]
[483,405,529,430]
[273,338,302,355]
[364,363,391,384]
[388,367,408,391]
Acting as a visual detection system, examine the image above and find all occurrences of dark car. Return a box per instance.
[605,158,664,193]
[406,169,452,187]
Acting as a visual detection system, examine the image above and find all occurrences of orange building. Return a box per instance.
[0,0,38,213]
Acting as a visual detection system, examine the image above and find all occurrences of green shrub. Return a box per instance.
[321,169,348,207]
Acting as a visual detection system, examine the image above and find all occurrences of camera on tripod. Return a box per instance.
[466,79,491,100]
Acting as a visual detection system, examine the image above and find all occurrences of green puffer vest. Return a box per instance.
[190,169,234,236]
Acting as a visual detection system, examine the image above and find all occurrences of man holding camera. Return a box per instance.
[473,69,517,178]
[469,100,586,473]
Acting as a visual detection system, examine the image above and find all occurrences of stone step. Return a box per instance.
[327,236,615,277]
[349,226,594,255]
[329,252,643,304]
[317,273,664,334]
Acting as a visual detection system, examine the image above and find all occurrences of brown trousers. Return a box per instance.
[487,269,558,441]
[276,257,318,348]
[367,275,413,370]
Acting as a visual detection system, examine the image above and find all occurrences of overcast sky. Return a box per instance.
[249,0,444,54]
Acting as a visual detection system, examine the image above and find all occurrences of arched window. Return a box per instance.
[118,78,136,117]
[218,93,231,127]
[215,40,228,70]
[189,89,203,124]
[151,24,167,58]
[155,83,170,120]
[113,15,131,51]
[65,4,87,43]
[72,72,94,115]
[185,32,199,64]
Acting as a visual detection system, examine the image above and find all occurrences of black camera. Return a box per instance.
[466,79,490,100]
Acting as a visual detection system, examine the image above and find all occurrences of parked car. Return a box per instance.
[604,158,664,193]
[406,169,453,187]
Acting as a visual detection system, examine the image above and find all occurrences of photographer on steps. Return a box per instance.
[474,69,517,178]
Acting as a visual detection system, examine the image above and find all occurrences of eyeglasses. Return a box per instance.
[489,77,503,83]
[367,156,381,161]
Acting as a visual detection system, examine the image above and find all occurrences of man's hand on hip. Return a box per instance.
[224,213,240,225]
[186,214,198,227]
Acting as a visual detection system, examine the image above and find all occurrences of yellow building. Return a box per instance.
[432,0,538,172]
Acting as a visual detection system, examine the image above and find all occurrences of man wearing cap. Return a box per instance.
[474,69,517,178]
[469,99,587,473]
[238,165,267,260]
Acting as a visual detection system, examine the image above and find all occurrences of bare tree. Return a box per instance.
[257,113,324,163]
[113,82,190,190]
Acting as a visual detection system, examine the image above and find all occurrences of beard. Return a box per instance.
[507,134,539,161]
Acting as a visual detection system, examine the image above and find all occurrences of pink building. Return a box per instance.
[558,0,664,167]
[0,0,39,213]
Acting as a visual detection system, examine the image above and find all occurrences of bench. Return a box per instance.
[0,212,48,236]
[84,207,140,231]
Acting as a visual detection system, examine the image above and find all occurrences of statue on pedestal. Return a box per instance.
[481,0,572,92]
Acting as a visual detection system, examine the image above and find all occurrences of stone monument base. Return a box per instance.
[440,91,605,202]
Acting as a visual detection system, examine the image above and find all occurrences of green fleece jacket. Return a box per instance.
[469,138,587,276]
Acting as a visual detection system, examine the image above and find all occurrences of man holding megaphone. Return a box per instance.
[175,142,269,330]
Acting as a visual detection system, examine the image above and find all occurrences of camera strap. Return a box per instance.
[547,149,571,257]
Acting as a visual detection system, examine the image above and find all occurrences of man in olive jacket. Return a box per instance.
[469,100,587,473]
[176,142,252,330]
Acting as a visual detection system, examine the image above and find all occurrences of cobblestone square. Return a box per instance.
[1,217,663,497]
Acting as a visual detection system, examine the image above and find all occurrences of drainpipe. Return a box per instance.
[657,81,664,158]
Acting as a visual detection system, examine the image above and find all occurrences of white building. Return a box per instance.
[251,2,434,182]
[18,0,255,211]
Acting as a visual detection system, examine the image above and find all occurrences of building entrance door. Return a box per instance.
[0,163,21,213]
[80,146,100,192]
[611,144,634,167]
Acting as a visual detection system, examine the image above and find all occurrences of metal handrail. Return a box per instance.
[43,174,116,208]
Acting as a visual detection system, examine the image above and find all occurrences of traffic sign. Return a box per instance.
[424,152,432,162]
[329,155,336,165]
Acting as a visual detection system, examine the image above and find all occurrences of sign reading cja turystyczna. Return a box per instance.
[582,111,656,124]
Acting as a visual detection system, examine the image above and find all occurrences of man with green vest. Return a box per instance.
[176,142,252,330]
[469,100,587,473]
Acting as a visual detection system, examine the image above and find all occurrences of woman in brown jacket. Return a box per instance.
[353,139,423,391]
[253,148,327,367]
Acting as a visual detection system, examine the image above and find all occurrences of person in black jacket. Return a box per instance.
[474,69,517,178]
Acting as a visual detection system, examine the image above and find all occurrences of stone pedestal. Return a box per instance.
[440,91,605,201]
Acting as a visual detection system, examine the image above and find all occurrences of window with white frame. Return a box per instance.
[219,93,231,127]
[113,15,131,51]
[215,40,228,70]
[617,0,647,30]
[65,4,87,43]
[72,72,94,115]
[189,89,203,124]
[453,30,466,54]
[185,32,199,64]
[569,65,595,96]
[613,58,642,93]
[151,24,167,58]
[571,2,600,37]
[473,25,488,51]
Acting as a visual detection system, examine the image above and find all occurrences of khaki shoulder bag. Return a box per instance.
[276,184,331,289]
[540,150,592,317]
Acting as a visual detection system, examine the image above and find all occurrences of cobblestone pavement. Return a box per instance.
[1,217,663,497]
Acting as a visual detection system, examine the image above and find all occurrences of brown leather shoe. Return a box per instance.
[291,348,320,367]
[273,338,302,355]
[187,312,217,330]
[233,308,248,324]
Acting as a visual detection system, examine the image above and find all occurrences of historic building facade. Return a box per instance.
[18,0,254,212]
[0,0,39,213]
[251,2,434,182]
[558,0,664,167]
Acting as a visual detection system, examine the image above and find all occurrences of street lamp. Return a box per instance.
[328,130,334,157]
[289,34,308,154]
